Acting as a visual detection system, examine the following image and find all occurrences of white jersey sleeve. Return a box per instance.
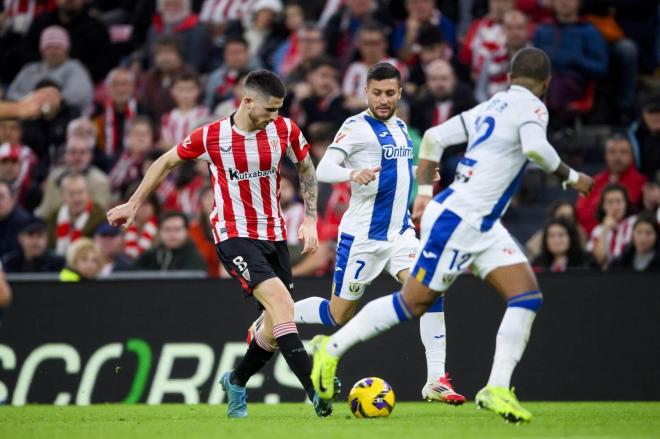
[327,117,366,156]
[419,114,469,162]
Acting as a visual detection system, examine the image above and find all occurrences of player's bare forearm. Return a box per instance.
[296,155,318,219]
[130,148,183,205]
[416,159,438,185]
[552,162,571,180]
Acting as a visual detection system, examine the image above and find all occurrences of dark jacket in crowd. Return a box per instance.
[0,206,31,258]
[133,239,206,272]
[2,251,65,273]
[410,81,477,134]
[609,246,660,272]
[627,119,660,182]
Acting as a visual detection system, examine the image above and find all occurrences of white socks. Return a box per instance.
[487,290,543,388]
[420,311,447,383]
[294,297,336,325]
[326,292,411,357]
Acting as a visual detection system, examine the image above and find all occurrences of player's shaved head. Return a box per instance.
[510,47,550,82]
[243,70,286,100]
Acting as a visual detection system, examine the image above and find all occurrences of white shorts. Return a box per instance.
[332,228,419,300]
[411,201,528,292]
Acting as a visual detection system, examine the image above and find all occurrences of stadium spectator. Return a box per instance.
[281,23,326,86]
[19,79,79,178]
[109,116,155,195]
[576,134,648,233]
[46,172,106,256]
[323,0,391,66]
[271,2,306,77]
[37,127,111,218]
[226,0,284,70]
[133,211,206,272]
[93,222,132,277]
[0,0,57,83]
[144,0,213,73]
[342,22,408,111]
[160,73,209,150]
[391,0,457,62]
[8,25,93,114]
[123,191,160,259]
[608,212,660,272]
[587,183,637,267]
[526,200,588,260]
[2,218,65,273]
[0,85,61,120]
[582,0,656,121]
[213,70,248,117]
[24,0,116,82]
[0,141,40,210]
[138,36,195,125]
[410,58,475,134]
[290,56,349,135]
[459,0,514,87]
[0,261,12,322]
[59,236,102,281]
[531,218,590,272]
[0,179,31,258]
[204,36,251,109]
[405,23,461,92]
[641,181,660,221]
[188,185,221,277]
[474,9,531,102]
[92,68,141,166]
[410,59,475,187]
[627,92,660,182]
[532,0,608,116]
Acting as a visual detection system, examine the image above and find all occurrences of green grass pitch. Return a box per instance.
[2,402,659,439]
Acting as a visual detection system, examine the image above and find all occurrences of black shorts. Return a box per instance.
[216,238,293,301]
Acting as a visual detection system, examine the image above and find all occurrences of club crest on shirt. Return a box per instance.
[269,138,280,152]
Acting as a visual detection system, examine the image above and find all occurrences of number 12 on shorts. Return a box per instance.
[448,250,471,271]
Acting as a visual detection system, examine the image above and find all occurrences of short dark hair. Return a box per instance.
[154,35,182,55]
[359,21,387,38]
[160,210,189,229]
[510,47,551,82]
[173,72,201,88]
[367,62,401,86]
[224,35,248,49]
[596,183,631,222]
[244,70,286,99]
[417,23,445,47]
[307,55,338,75]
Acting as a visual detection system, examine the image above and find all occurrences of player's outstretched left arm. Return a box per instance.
[107,147,184,228]
[296,155,319,254]
[519,123,594,196]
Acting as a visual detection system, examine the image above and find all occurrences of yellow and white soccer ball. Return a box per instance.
[348,377,396,418]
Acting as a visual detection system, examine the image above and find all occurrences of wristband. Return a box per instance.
[418,185,433,197]
[562,168,579,190]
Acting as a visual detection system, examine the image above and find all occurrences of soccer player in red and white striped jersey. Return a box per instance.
[107,70,332,418]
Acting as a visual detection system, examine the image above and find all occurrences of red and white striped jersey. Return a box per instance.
[160,106,210,147]
[587,215,637,262]
[199,0,252,25]
[176,115,310,243]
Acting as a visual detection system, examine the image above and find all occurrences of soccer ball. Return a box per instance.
[348,377,396,418]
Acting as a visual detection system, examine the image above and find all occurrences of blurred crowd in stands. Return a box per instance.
[0,0,658,283]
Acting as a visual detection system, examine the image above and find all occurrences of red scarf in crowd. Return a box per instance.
[55,201,93,256]
[124,216,158,259]
[103,99,137,156]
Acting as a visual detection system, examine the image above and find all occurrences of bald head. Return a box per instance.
[425,59,456,99]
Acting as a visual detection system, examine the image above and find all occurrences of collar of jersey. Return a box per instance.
[364,109,398,125]
[509,85,536,97]
[230,113,263,138]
